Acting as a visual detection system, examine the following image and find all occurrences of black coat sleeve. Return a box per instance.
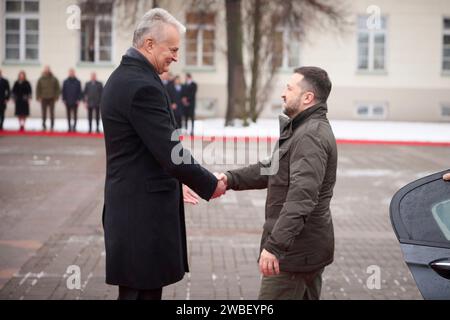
[129,85,218,200]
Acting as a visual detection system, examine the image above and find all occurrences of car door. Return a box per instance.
[390,170,450,300]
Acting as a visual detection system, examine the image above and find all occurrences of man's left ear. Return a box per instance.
[145,38,154,52]
[305,92,315,104]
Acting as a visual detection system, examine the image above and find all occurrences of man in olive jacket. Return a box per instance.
[220,67,337,300]
[36,66,60,131]
[101,9,226,300]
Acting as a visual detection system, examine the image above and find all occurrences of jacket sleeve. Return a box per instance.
[225,160,270,191]
[78,81,83,101]
[36,80,41,100]
[128,85,218,200]
[263,132,328,257]
[5,80,11,100]
[55,79,61,98]
[61,81,66,101]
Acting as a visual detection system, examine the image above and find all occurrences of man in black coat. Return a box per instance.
[100,8,226,300]
[182,73,197,136]
[62,69,83,132]
[0,69,11,131]
[166,75,184,128]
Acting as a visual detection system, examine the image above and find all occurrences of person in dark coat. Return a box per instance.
[166,75,183,128]
[182,73,197,136]
[62,69,83,132]
[217,67,337,300]
[100,8,226,300]
[84,72,103,133]
[0,69,11,130]
[12,71,32,131]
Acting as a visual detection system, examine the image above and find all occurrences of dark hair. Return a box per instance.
[186,73,192,78]
[294,66,332,103]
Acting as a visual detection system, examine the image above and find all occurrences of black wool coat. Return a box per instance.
[101,53,217,290]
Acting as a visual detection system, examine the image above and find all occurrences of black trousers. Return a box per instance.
[0,103,5,130]
[87,106,100,132]
[41,98,55,130]
[118,286,162,300]
[182,107,195,135]
[66,104,78,131]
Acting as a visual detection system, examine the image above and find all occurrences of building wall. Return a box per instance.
[1,0,449,121]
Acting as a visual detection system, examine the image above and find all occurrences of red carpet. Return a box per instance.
[1,130,449,147]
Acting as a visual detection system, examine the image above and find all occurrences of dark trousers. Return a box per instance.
[0,103,5,130]
[41,98,55,130]
[66,104,78,132]
[174,111,182,130]
[258,268,324,300]
[87,105,100,132]
[182,107,195,135]
[118,286,162,300]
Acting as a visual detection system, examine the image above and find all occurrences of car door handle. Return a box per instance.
[430,258,450,280]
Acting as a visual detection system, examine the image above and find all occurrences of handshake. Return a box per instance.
[182,172,228,205]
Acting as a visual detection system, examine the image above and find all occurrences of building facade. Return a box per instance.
[1,0,450,121]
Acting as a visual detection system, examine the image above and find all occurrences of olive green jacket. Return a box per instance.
[225,103,337,272]
[36,74,60,100]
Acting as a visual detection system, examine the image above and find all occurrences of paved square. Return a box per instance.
[0,135,448,299]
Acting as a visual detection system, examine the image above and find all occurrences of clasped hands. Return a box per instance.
[182,172,227,204]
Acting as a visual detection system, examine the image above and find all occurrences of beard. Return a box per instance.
[282,95,302,118]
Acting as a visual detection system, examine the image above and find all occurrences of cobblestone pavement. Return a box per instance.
[0,135,449,300]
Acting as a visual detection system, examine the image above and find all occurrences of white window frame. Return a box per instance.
[275,25,301,70]
[79,5,114,65]
[443,17,450,73]
[185,13,216,68]
[357,15,387,73]
[3,0,40,63]
[355,102,388,120]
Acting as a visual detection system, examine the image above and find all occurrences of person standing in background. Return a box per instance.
[0,69,11,131]
[12,71,32,132]
[167,75,183,128]
[182,73,197,136]
[62,69,83,132]
[84,72,103,133]
[36,66,60,131]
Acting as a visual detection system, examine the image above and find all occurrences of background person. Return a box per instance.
[36,66,60,131]
[12,71,32,132]
[84,72,103,133]
[62,69,83,132]
[0,69,11,131]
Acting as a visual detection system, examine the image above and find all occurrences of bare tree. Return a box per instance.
[241,0,350,124]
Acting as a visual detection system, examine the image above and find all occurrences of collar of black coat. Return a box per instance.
[279,102,328,140]
[122,47,162,84]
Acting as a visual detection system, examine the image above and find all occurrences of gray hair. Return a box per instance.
[133,8,186,48]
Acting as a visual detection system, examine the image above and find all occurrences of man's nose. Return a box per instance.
[172,52,178,62]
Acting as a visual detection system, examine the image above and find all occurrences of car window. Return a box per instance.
[432,199,450,241]
[399,179,450,246]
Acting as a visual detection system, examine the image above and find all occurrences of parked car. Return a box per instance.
[390,170,450,299]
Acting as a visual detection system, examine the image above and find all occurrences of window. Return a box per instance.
[355,102,388,119]
[357,15,387,71]
[443,18,450,72]
[432,200,450,241]
[441,104,450,118]
[4,0,39,62]
[185,12,215,67]
[79,1,113,63]
[273,26,300,69]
